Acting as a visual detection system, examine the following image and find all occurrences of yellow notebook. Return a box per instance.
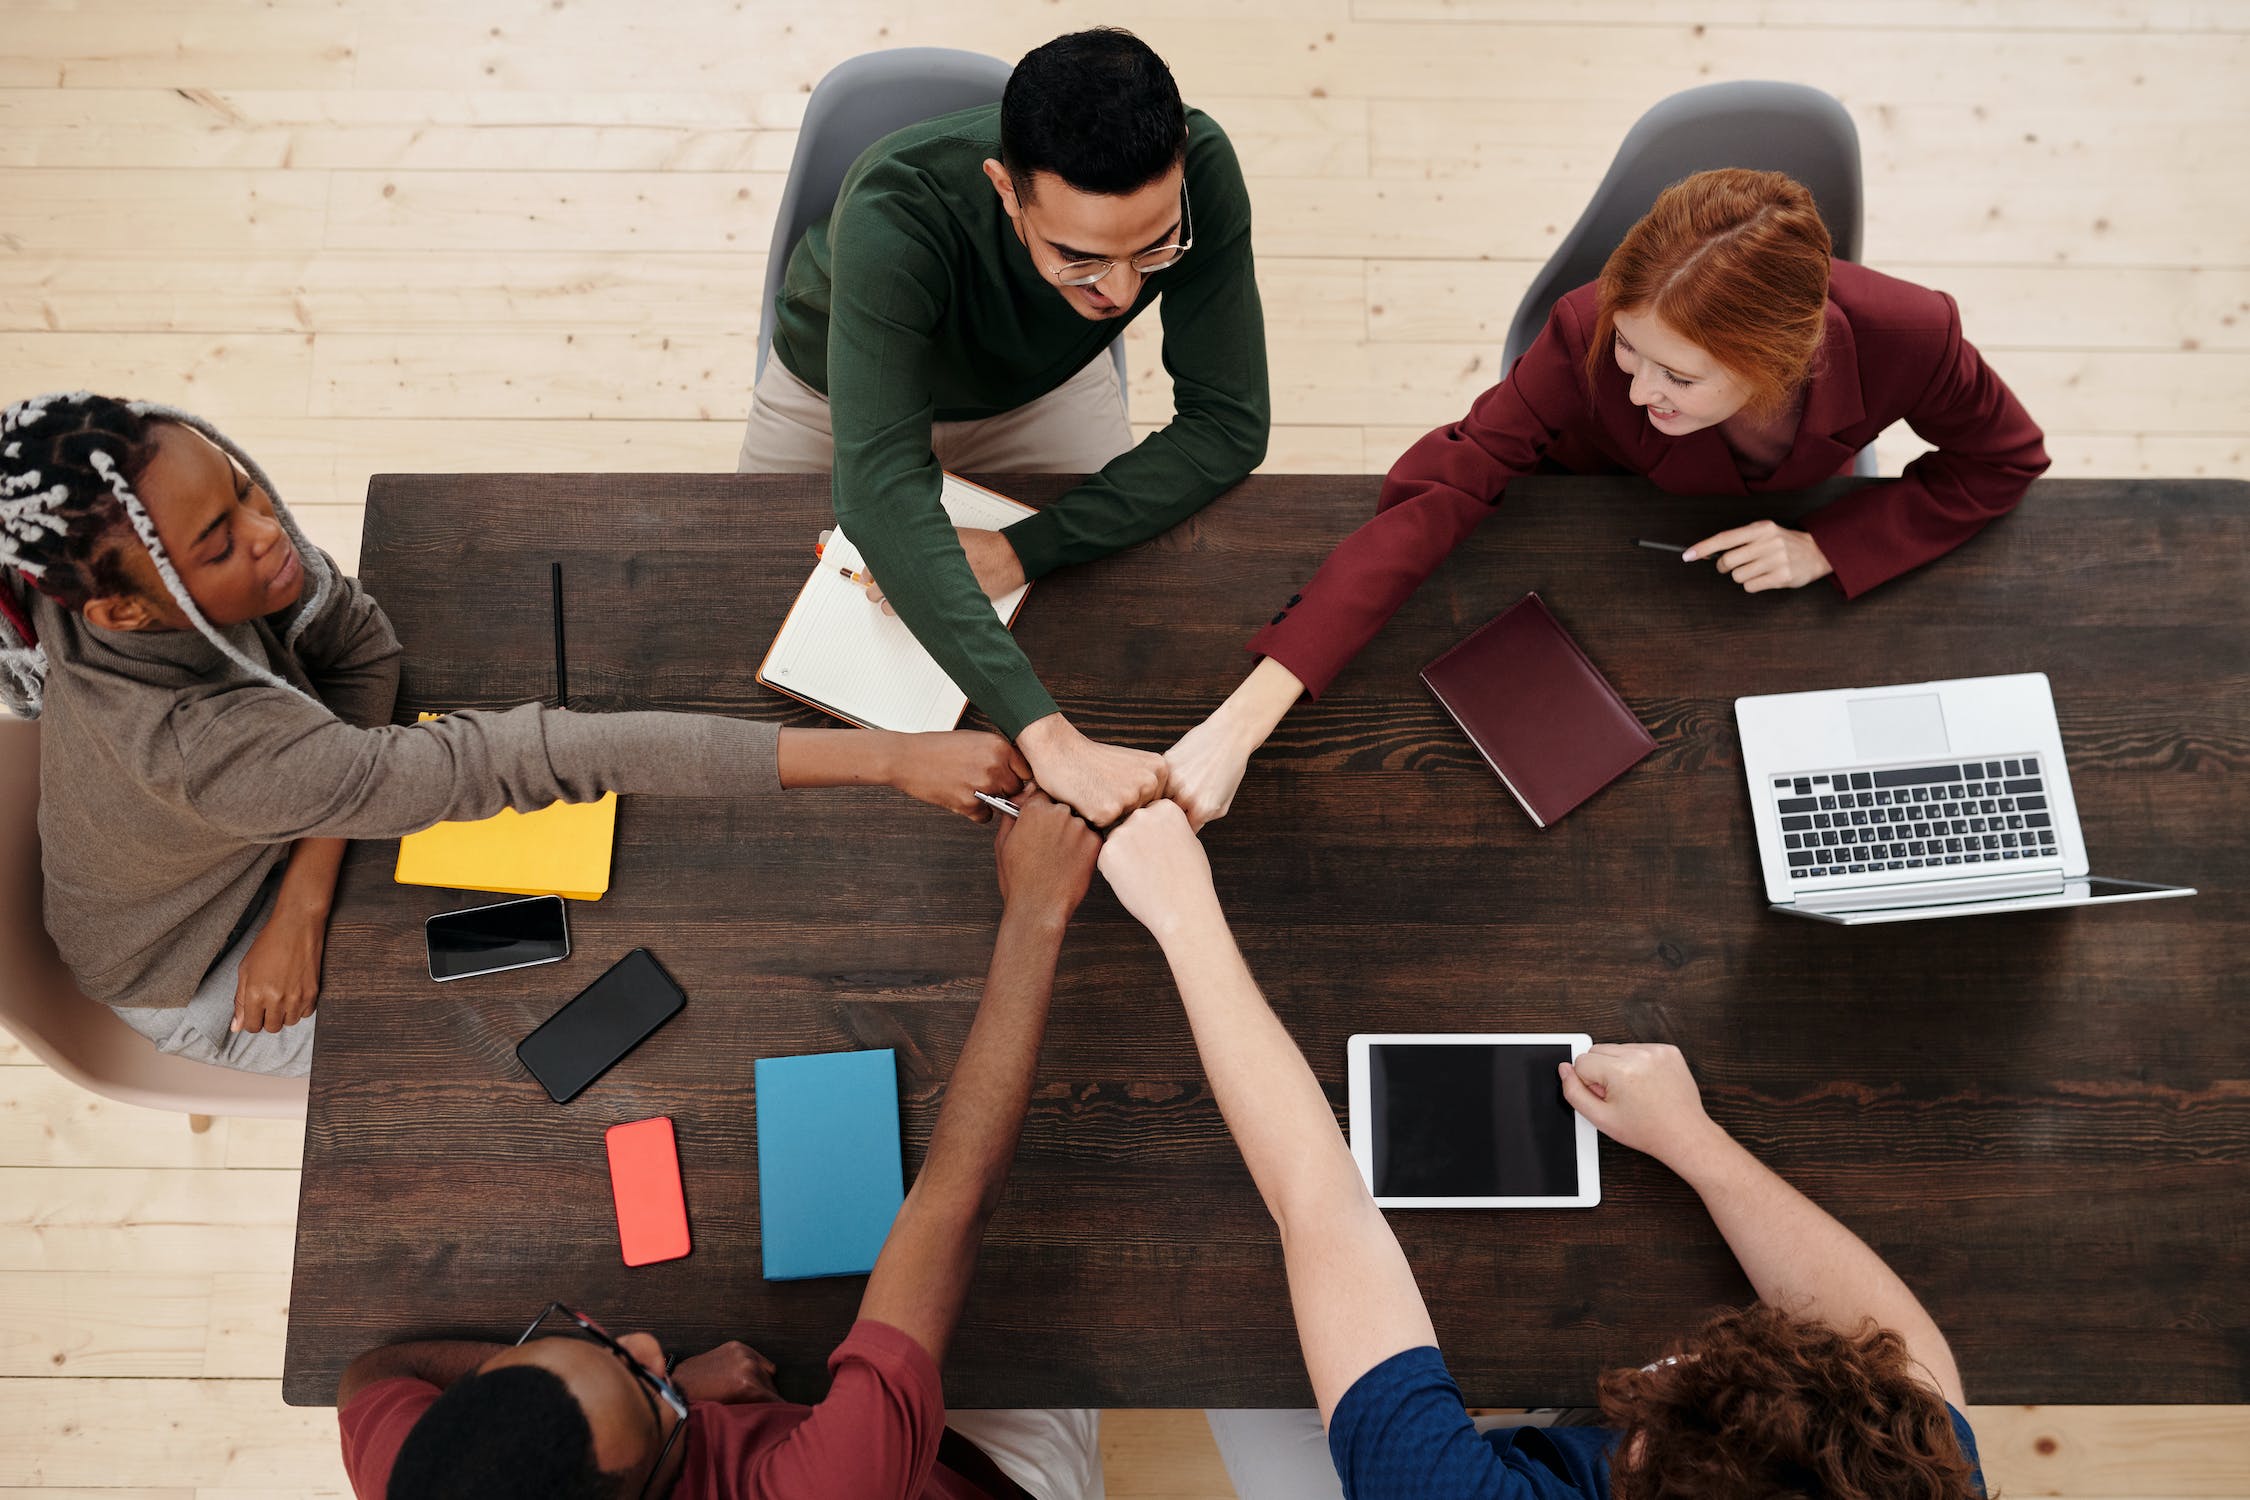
[393,714,617,900]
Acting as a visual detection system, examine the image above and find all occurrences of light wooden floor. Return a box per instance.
[3,1,2247,1494]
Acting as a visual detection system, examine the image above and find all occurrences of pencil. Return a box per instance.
[550,561,568,709]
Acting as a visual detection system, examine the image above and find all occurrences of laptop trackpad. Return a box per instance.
[1848,693,1950,763]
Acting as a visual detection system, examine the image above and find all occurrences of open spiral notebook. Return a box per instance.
[757,473,1035,733]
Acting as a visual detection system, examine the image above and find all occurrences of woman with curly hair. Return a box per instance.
[1,392,1028,1076]
[1095,800,1986,1500]
[1164,167,2050,831]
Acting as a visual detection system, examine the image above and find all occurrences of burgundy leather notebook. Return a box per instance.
[1420,593,1656,828]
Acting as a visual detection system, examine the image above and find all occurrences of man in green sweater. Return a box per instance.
[739,28,1271,825]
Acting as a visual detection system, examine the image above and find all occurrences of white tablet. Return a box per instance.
[1347,1034,1600,1209]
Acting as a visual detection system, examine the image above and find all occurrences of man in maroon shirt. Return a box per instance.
[332,793,1104,1500]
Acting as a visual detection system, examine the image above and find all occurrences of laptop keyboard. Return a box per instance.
[1771,756,2057,880]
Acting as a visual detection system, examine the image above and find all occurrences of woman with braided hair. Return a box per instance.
[1,393,1029,1075]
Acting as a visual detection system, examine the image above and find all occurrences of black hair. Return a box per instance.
[0,390,333,717]
[0,392,155,611]
[386,1365,633,1500]
[1000,28,1186,199]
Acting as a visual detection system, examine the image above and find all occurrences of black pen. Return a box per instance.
[1635,538,1688,554]
[550,561,569,709]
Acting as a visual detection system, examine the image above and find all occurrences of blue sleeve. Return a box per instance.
[1326,1348,1605,1500]
[1946,1404,1987,1497]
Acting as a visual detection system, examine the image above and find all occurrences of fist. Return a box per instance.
[1097,799,1217,937]
[994,789,1100,921]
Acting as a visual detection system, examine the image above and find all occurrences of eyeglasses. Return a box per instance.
[516,1302,688,1500]
[1038,182,1194,288]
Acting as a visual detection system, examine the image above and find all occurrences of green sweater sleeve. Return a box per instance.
[826,187,1058,739]
[1002,129,1271,579]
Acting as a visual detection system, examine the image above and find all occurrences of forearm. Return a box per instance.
[1001,410,1260,577]
[777,729,905,791]
[270,837,346,922]
[1154,908,1358,1222]
[838,468,1058,738]
[859,901,1065,1360]
[336,1339,505,1405]
[1670,1127,1961,1399]
[1153,902,1435,1419]
[916,903,1064,1215]
[1207,657,1306,758]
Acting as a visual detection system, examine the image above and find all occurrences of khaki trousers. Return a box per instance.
[736,352,1133,475]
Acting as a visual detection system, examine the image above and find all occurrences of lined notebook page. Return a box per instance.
[758,475,1034,733]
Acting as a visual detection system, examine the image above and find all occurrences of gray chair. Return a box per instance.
[1500,81,1871,475]
[755,47,1128,415]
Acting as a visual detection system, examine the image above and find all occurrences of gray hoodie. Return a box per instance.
[34,556,778,1009]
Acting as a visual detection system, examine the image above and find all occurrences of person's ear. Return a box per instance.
[981,158,1022,223]
[82,593,163,633]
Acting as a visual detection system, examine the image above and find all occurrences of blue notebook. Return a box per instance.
[755,1048,905,1280]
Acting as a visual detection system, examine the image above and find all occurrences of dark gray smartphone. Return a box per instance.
[425,895,570,983]
[515,948,686,1104]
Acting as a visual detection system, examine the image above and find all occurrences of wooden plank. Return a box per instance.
[0,333,313,420]
[323,169,784,254]
[0,1489,193,1499]
[0,1379,346,1489]
[0,1169,298,1275]
[0,170,329,255]
[203,1272,292,1380]
[306,330,754,420]
[1350,0,2249,31]
[0,251,767,335]
[1970,1405,2250,1495]
[0,13,362,90]
[0,87,802,172]
[0,1070,235,1170]
[222,1118,305,1173]
[0,1272,211,1378]
[1366,261,2250,351]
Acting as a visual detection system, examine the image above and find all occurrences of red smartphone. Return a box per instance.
[605,1116,691,1267]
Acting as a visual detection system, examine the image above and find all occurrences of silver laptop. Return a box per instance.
[1736,673,2194,924]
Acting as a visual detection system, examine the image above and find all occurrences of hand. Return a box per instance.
[1163,709,1257,832]
[1097,799,1221,939]
[861,527,1026,614]
[231,906,325,1035]
[670,1340,782,1405]
[1017,714,1166,828]
[1163,657,1304,831]
[994,789,1100,923]
[1557,1043,1730,1172]
[1684,520,1833,592]
[884,730,1030,820]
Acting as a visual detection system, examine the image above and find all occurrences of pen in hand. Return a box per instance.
[974,791,1022,819]
[1635,538,1688,555]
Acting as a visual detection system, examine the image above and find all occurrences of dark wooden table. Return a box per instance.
[283,473,2249,1408]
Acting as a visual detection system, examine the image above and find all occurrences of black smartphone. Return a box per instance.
[515,948,686,1104]
[426,895,570,983]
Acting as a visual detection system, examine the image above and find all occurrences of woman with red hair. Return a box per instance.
[1165,168,2049,828]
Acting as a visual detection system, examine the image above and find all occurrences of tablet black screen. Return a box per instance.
[1370,1043,1580,1197]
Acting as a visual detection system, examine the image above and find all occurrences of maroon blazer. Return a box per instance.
[1249,260,2051,697]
